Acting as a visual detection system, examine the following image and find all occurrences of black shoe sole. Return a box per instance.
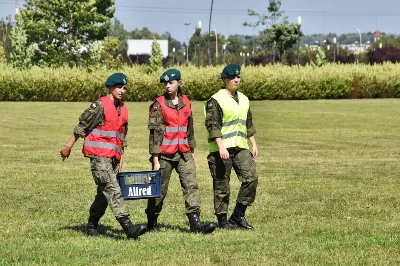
[128,225,148,240]
[202,225,217,234]
[85,229,101,236]
[228,218,254,230]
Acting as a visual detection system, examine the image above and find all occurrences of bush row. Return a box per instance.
[1,63,400,101]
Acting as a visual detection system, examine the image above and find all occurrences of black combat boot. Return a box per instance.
[187,212,217,234]
[147,214,159,231]
[216,214,234,230]
[117,217,148,240]
[229,215,253,230]
[229,203,253,230]
[86,216,101,236]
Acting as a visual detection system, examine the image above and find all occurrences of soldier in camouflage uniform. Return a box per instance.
[60,72,147,240]
[146,68,216,234]
[204,64,259,230]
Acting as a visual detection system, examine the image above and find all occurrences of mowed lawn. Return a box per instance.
[1,99,400,265]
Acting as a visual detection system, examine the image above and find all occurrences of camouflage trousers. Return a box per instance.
[146,155,201,215]
[207,148,258,215]
[88,156,130,220]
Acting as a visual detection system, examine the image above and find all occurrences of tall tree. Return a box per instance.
[0,16,12,62]
[0,42,6,63]
[20,0,115,67]
[10,14,34,69]
[161,32,182,52]
[108,18,128,55]
[226,35,244,54]
[243,0,287,30]
[100,36,123,70]
[188,31,206,61]
[243,0,301,57]
[260,22,301,58]
[147,37,162,74]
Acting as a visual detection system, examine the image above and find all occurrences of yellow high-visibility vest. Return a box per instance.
[204,89,249,153]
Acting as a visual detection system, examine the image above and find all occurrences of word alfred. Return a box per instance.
[128,186,153,197]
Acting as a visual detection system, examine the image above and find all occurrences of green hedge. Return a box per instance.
[1,63,400,101]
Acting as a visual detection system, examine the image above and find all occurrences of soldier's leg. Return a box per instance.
[87,157,129,236]
[145,159,174,216]
[229,149,258,229]
[207,152,233,215]
[232,149,258,207]
[92,158,130,219]
[86,184,108,236]
[177,155,216,234]
[88,185,108,221]
[108,158,147,239]
[207,152,235,229]
[176,155,200,214]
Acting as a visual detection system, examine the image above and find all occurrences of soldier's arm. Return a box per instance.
[73,100,105,137]
[246,108,256,137]
[60,133,79,160]
[119,121,128,171]
[123,122,128,149]
[148,101,164,155]
[187,106,196,152]
[247,108,258,158]
[61,101,104,160]
[205,98,223,139]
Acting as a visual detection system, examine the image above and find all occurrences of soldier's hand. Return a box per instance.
[153,161,160,171]
[252,146,258,159]
[60,146,72,161]
[219,147,230,160]
[191,153,195,160]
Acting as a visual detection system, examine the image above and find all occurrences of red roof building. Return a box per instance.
[374,31,381,42]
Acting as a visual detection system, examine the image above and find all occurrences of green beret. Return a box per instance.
[221,64,241,78]
[160,68,181,83]
[105,72,128,87]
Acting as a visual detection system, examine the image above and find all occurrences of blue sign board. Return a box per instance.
[118,170,161,200]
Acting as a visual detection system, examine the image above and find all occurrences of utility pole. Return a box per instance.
[184,22,190,62]
[196,21,202,68]
[212,25,218,60]
[207,0,214,66]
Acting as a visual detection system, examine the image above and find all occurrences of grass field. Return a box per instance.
[1,99,400,265]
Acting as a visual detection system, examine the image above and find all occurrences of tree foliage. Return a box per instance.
[0,16,13,62]
[311,48,327,67]
[372,35,400,49]
[108,18,128,55]
[188,32,206,62]
[367,47,400,64]
[10,14,34,69]
[243,0,301,56]
[260,22,301,58]
[243,0,287,30]
[20,0,115,67]
[147,37,162,74]
[85,41,101,71]
[0,42,6,64]
[226,35,243,54]
[100,36,123,70]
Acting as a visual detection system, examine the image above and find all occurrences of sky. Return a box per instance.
[1,0,400,43]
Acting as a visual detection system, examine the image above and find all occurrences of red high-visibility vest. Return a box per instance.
[82,96,128,160]
[156,95,191,154]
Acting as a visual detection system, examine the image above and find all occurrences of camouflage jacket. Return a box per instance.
[148,94,196,161]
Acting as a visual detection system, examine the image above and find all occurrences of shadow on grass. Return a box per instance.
[61,223,126,240]
[60,222,195,239]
